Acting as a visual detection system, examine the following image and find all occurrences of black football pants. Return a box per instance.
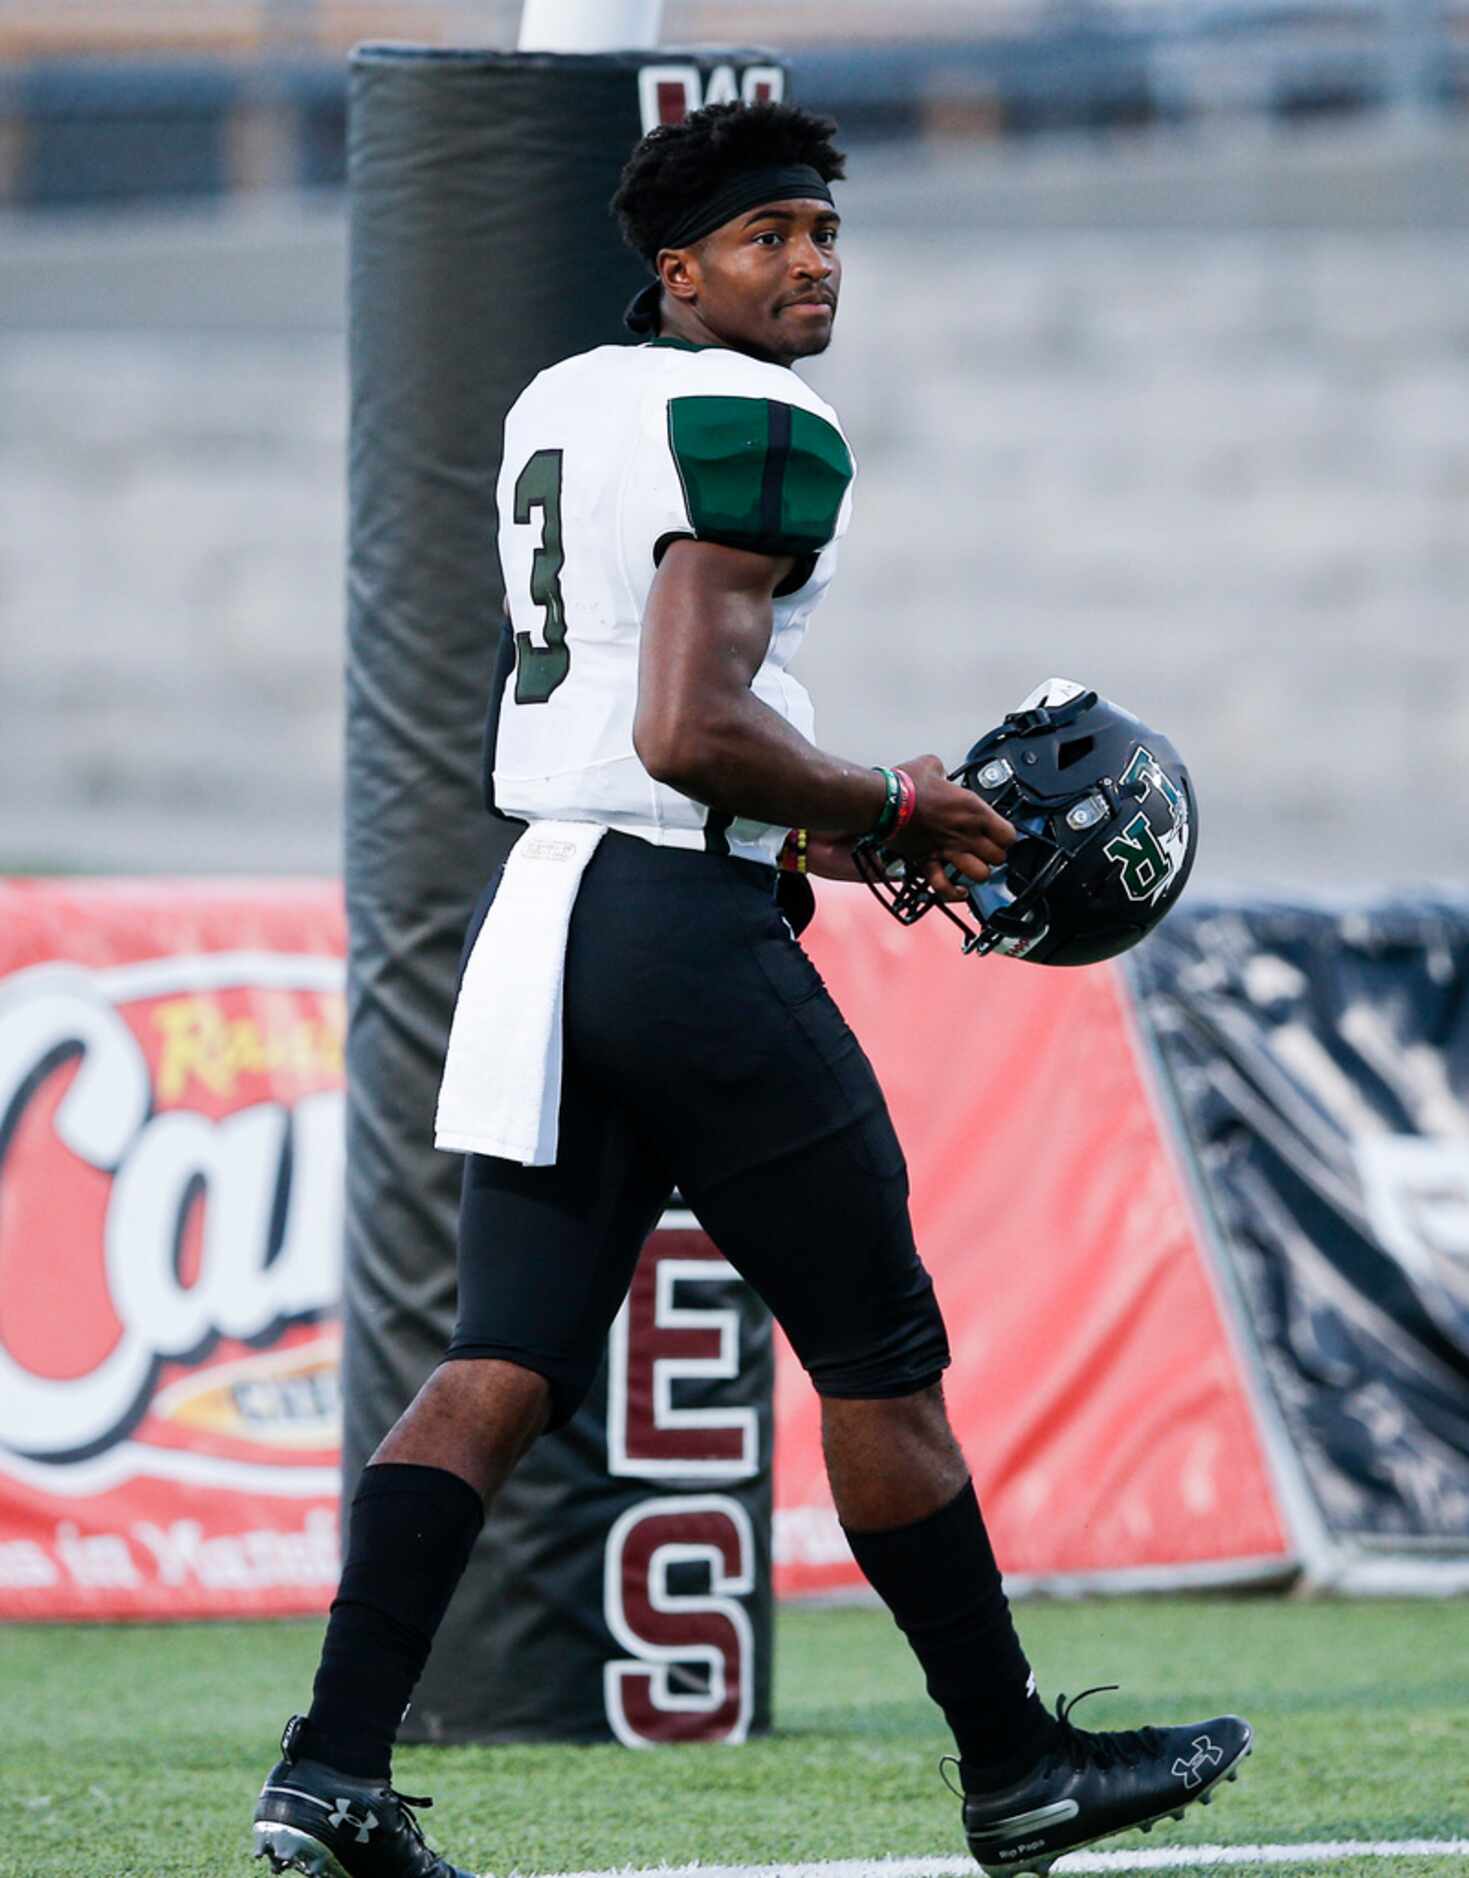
[447,830,949,1428]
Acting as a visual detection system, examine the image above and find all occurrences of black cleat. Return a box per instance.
[252,1717,477,1878]
[958,1686,1252,1876]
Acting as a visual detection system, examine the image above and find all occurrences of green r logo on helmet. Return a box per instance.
[1104,811,1171,902]
[1105,746,1190,906]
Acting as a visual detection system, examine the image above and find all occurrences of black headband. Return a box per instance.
[652,163,834,256]
[623,163,836,335]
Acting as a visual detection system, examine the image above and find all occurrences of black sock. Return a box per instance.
[843,1479,1058,1788]
[302,1462,485,1780]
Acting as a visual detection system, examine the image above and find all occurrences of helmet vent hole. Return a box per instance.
[1057,735,1095,771]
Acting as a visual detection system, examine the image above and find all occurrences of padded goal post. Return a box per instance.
[345,42,789,1744]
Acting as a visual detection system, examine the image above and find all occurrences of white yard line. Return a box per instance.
[517,1846,1469,1878]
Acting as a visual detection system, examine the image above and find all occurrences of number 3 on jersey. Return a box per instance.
[512,448,570,704]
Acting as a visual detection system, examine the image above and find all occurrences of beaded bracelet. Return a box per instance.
[779,827,809,874]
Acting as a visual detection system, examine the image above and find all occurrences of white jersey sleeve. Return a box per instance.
[492,339,855,865]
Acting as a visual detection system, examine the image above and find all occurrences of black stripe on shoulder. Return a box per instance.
[759,400,792,543]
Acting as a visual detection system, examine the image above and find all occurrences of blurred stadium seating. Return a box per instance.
[0,0,1463,206]
[1,5,1465,883]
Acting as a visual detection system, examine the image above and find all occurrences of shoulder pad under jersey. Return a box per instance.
[666,394,853,558]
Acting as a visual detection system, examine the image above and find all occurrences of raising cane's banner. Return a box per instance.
[0,881,346,1619]
[0,873,1285,1630]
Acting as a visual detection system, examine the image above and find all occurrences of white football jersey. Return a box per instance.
[491,337,855,866]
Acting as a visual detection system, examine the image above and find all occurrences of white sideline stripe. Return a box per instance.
[515,1846,1469,1878]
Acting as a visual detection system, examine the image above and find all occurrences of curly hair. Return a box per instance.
[611,100,846,263]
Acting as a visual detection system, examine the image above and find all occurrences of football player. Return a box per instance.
[253,102,1248,1878]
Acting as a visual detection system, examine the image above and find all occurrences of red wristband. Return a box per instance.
[890,767,917,837]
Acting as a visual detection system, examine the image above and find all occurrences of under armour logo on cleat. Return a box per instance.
[328,1800,379,1842]
[1171,1737,1224,1788]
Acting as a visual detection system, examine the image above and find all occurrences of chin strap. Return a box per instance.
[623,279,661,335]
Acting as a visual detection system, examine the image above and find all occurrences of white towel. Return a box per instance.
[434,819,607,1166]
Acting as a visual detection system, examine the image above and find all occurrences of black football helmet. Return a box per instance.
[855,679,1198,966]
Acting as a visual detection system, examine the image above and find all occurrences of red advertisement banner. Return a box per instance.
[1,877,1291,1621]
[0,881,346,1619]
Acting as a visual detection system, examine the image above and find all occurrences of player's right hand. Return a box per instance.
[885,754,1015,899]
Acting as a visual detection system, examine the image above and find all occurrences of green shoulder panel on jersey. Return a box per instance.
[667,396,853,557]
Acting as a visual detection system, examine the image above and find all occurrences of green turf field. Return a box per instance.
[2,1597,1465,1878]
